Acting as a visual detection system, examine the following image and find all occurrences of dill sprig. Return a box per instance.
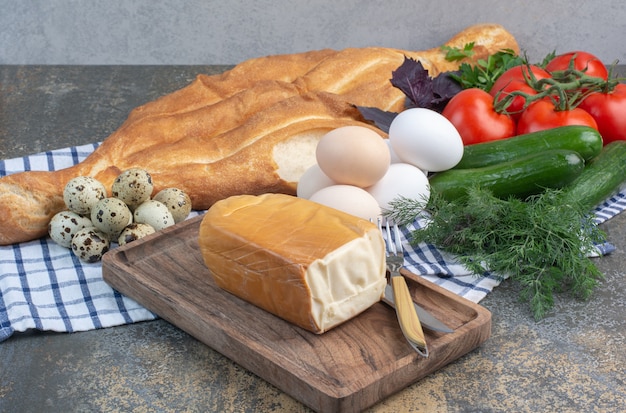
[387,186,606,320]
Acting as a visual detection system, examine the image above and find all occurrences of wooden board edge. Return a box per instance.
[101,214,493,413]
[102,258,352,412]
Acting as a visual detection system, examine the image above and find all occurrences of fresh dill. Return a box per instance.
[387,186,606,320]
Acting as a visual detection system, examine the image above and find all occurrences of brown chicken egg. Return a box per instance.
[315,126,390,188]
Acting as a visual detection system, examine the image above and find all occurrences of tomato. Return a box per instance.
[491,65,552,93]
[491,79,539,120]
[545,51,608,80]
[578,83,626,144]
[442,88,516,145]
[516,99,598,135]
[490,65,552,121]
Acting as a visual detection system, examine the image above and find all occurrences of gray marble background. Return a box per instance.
[1,0,624,65]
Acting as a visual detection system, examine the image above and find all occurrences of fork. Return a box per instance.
[380,219,429,358]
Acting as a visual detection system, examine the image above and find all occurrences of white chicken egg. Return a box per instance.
[366,163,430,212]
[388,108,463,172]
[384,139,403,164]
[296,164,336,199]
[316,126,390,187]
[309,184,381,221]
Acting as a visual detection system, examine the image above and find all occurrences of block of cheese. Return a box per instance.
[198,193,387,334]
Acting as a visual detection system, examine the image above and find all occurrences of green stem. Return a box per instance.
[494,68,620,115]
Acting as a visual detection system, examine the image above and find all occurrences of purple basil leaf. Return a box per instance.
[390,57,434,108]
[390,56,463,112]
[430,71,463,112]
[355,106,397,133]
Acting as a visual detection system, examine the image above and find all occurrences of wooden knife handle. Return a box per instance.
[391,275,428,357]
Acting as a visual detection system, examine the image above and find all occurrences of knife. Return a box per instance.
[381,283,454,334]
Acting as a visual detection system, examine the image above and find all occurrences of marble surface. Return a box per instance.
[2,1,626,65]
[1,65,625,413]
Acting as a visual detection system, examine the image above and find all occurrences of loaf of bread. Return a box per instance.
[0,23,519,245]
[198,193,387,334]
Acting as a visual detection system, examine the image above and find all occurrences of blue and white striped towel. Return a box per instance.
[1,143,624,342]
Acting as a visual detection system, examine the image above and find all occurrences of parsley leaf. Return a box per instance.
[441,42,476,61]
[449,48,525,91]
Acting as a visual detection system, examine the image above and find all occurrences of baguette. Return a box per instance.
[0,23,519,245]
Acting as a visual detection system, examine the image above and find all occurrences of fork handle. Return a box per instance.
[391,275,428,357]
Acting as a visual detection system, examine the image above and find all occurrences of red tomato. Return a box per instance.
[545,51,608,80]
[516,99,598,135]
[491,65,551,93]
[491,79,540,120]
[579,83,626,144]
[490,65,552,120]
[442,88,516,145]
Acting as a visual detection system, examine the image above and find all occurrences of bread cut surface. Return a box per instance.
[198,193,387,334]
[0,23,519,245]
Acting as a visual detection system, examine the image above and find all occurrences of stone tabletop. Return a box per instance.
[1,65,625,413]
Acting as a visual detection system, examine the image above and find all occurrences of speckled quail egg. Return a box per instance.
[111,168,154,209]
[71,227,111,263]
[117,223,156,246]
[133,200,175,231]
[63,176,107,215]
[48,210,94,248]
[90,197,133,237]
[152,187,192,223]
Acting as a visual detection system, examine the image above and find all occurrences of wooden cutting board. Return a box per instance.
[102,214,491,413]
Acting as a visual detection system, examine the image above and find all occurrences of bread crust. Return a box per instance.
[0,24,519,245]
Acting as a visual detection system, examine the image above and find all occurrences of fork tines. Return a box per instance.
[378,218,403,257]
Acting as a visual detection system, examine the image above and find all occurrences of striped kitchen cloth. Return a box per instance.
[394,192,622,303]
[1,143,624,342]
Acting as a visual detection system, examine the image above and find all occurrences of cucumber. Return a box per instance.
[429,149,585,201]
[454,125,602,169]
[559,141,626,211]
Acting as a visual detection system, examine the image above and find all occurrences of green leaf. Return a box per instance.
[391,186,605,320]
[451,49,526,91]
[441,42,476,62]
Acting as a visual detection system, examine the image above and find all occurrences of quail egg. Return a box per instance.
[48,210,94,248]
[152,187,192,223]
[133,200,175,231]
[71,227,111,263]
[117,223,156,246]
[91,197,133,237]
[63,176,107,215]
[111,168,154,209]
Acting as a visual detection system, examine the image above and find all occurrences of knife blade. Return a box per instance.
[381,283,454,333]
